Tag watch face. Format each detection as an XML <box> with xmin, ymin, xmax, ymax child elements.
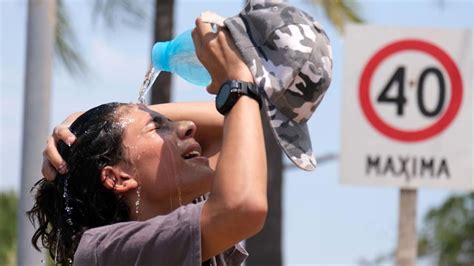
<box><xmin>216</xmin><ymin>84</ymin><xmax>231</xmax><ymax>108</ymax></box>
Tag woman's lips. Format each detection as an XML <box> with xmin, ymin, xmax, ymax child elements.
<box><xmin>188</xmin><ymin>155</ymin><xmax>209</xmax><ymax>165</ymax></box>
<box><xmin>181</xmin><ymin>142</ymin><xmax>202</xmax><ymax>159</ymax></box>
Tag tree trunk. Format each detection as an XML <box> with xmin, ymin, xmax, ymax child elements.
<box><xmin>245</xmin><ymin>110</ymin><xmax>283</xmax><ymax>265</ymax></box>
<box><xmin>150</xmin><ymin>0</ymin><xmax>174</xmax><ymax>104</ymax></box>
<box><xmin>17</xmin><ymin>0</ymin><xmax>56</xmax><ymax>264</ymax></box>
<box><xmin>241</xmin><ymin>0</ymin><xmax>283</xmax><ymax>262</ymax></box>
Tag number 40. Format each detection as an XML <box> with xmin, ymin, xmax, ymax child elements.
<box><xmin>377</xmin><ymin>66</ymin><xmax>446</xmax><ymax>117</ymax></box>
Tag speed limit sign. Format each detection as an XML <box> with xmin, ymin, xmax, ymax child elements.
<box><xmin>340</xmin><ymin>25</ymin><xmax>473</xmax><ymax>191</ymax></box>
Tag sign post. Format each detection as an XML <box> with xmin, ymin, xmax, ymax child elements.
<box><xmin>396</xmin><ymin>189</ymin><xmax>417</xmax><ymax>266</ymax></box>
<box><xmin>341</xmin><ymin>25</ymin><xmax>473</xmax><ymax>266</ymax></box>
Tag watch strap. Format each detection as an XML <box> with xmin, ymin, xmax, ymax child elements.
<box><xmin>215</xmin><ymin>80</ymin><xmax>261</xmax><ymax>115</ymax></box>
<box><xmin>236</xmin><ymin>81</ymin><xmax>261</xmax><ymax>108</ymax></box>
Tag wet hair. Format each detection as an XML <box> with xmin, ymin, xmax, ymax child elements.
<box><xmin>28</xmin><ymin>102</ymin><xmax>131</xmax><ymax>264</ymax></box>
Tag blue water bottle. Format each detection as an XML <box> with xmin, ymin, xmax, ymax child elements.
<box><xmin>152</xmin><ymin>30</ymin><xmax>211</xmax><ymax>86</ymax></box>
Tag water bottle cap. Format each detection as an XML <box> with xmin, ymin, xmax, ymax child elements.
<box><xmin>152</xmin><ymin>41</ymin><xmax>171</xmax><ymax>71</ymax></box>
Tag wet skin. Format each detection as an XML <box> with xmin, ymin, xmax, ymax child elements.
<box><xmin>115</xmin><ymin>104</ymin><xmax>214</xmax><ymax>216</ymax></box>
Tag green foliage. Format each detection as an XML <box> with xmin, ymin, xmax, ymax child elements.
<box><xmin>92</xmin><ymin>0</ymin><xmax>148</xmax><ymax>29</ymax></box>
<box><xmin>55</xmin><ymin>0</ymin><xmax>87</xmax><ymax>76</ymax></box>
<box><xmin>418</xmin><ymin>193</ymin><xmax>474</xmax><ymax>266</ymax></box>
<box><xmin>308</xmin><ymin>0</ymin><xmax>364</xmax><ymax>32</ymax></box>
<box><xmin>0</xmin><ymin>191</ymin><xmax>17</xmax><ymax>266</ymax></box>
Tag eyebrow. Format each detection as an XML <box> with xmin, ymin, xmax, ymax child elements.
<box><xmin>146</xmin><ymin>116</ymin><xmax>163</xmax><ymax>125</ymax></box>
<box><xmin>145</xmin><ymin>114</ymin><xmax>173</xmax><ymax>126</ymax></box>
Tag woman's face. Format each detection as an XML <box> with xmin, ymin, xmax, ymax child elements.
<box><xmin>117</xmin><ymin>104</ymin><xmax>213</xmax><ymax>210</ymax></box>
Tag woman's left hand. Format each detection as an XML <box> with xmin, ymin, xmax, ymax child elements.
<box><xmin>42</xmin><ymin>112</ymin><xmax>81</xmax><ymax>181</ymax></box>
<box><xmin>191</xmin><ymin>17</ymin><xmax>253</xmax><ymax>94</ymax></box>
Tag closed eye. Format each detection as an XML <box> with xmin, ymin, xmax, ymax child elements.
<box><xmin>144</xmin><ymin>121</ymin><xmax>161</xmax><ymax>133</ymax></box>
<box><xmin>144</xmin><ymin>114</ymin><xmax>171</xmax><ymax>133</ymax></box>
<box><xmin>150</xmin><ymin>121</ymin><xmax>161</xmax><ymax>131</ymax></box>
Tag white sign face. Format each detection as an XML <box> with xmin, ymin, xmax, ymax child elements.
<box><xmin>340</xmin><ymin>25</ymin><xmax>473</xmax><ymax>191</ymax></box>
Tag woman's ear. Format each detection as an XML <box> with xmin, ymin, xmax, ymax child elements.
<box><xmin>101</xmin><ymin>166</ymin><xmax>138</xmax><ymax>193</ymax></box>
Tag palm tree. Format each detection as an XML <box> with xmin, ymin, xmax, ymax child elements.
<box><xmin>18</xmin><ymin>1</ymin><xmax>56</xmax><ymax>264</ymax></box>
<box><xmin>16</xmin><ymin>1</ymin><xmax>148</xmax><ymax>264</ymax></box>
<box><xmin>150</xmin><ymin>0</ymin><xmax>174</xmax><ymax>104</ymax></box>
<box><xmin>245</xmin><ymin>116</ymin><xmax>284</xmax><ymax>265</ymax></box>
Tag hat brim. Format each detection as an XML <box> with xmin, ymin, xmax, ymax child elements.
<box><xmin>224</xmin><ymin>7</ymin><xmax>319</xmax><ymax>171</ymax></box>
<box><xmin>262</xmin><ymin>95</ymin><xmax>317</xmax><ymax>171</ymax></box>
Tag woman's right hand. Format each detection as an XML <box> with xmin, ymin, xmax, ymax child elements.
<box><xmin>42</xmin><ymin>112</ymin><xmax>82</xmax><ymax>181</ymax></box>
<box><xmin>191</xmin><ymin>17</ymin><xmax>253</xmax><ymax>95</ymax></box>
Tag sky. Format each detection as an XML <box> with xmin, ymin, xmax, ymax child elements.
<box><xmin>1</xmin><ymin>0</ymin><xmax>473</xmax><ymax>265</ymax></box>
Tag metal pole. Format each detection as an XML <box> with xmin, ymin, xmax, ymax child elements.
<box><xmin>396</xmin><ymin>189</ymin><xmax>418</xmax><ymax>266</ymax></box>
<box><xmin>17</xmin><ymin>0</ymin><xmax>56</xmax><ymax>264</ymax></box>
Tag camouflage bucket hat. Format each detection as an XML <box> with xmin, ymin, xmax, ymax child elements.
<box><xmin>223</xmin><ymin>0</ymin><xmax>333</xmax><ymax>171</ymax></box>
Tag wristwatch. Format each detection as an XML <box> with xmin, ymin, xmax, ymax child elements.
<box><xmin>215</xmin><ymin>80</ymin><xmax>261</xmax><ymax>115</ymax></box>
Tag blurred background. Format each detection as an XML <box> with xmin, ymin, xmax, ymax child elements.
<box><xmin>1</xmin><ymin>0</ymin><xmax>473</xmax><ymax>265</ymax></box>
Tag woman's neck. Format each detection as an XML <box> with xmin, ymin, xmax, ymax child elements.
<box><xmin>129</xmin><ymin>193</ymin><xmax>208</xmax><ymax>221</ymax></box>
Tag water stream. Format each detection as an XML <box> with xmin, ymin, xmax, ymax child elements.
<box><xmin>138</xmin><ymin>67</ymin><xmax>161</xmax><ymax>104</ymax></box>
<box><xmin>136</xmin><ymin>66</ymin><xmax>208</xmax><ymax>210</ymax></box>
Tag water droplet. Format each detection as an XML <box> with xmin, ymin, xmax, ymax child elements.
<box><xmin>68</xmin><ymin>258</ymin><xmax>73</xmax><ymax>264</ymax></box>
<box><xmin>40</xmin><ymin>259</ymin><xmax>44</xmax><ymax>264</ymax></box>
<box><xmin>272</xmin><ymin>6</ymin><xmax>278</xmax><ymax>12</ymax></box>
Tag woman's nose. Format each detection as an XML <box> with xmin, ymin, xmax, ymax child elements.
<box><xmin>176</xmin><ymin>120</ymin><xmax>197</xmax><ymax>139</ymax></box>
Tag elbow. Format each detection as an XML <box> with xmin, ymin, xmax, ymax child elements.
<box><xmin>232</xmin><ymin>195</ymin><xmax>268</xmax><ymax>238</ymax></box>
<box><xmin>247</xmin><ymin>199</ymin><xmax>268</xmax><ymax>235</ymax></box>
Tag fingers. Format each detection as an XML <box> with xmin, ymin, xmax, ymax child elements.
<box><xmin>195</xmin><ymin>17</ymin><xmax>214</xmax><ymax>39</ymax></box>
<box><xmin>192</xmin><ymin>16</ymin><xmax>252</xmax><ymax>94</ymax></box>
<box><xmin>53</xmin><ymin>124</ymin><xmax>76</xmax><ymax>145</ymax></box>
<box><xmin>43</xmin><ymin>136</ymin><xmax>68</xmax><ymax>175</ymax></box>
<box><xmin>43</xmin><ymin>123</ymin><xmax>75</xmax><ymax>180</ymax></box>
<box><xmin>193</xmin><ymin>17</ymin><xmax>224</xmax><ymax>53</ymax></box>
<box><xmin>191</xmin><ymin>28</ymin><xmax>202</xmax><ymax>56</ymax></box>
<box><xmin>206</xmin><ymin>83</ymin><xmax>219</xmax><ymax>95</ymax></box>
<box><xmin>40</xmin><ymin>112</ymin><xmax>81</xmax><ymax>181</ymax></box>
<box><xmin>41</xmin><ymin>156</ymin><xmax>58</xmax><ymax>182</ymax></box>
<box><xmin>50</xmin><ymin>124</ymin><xmax>75</xmax><ymax>173</ymax></box>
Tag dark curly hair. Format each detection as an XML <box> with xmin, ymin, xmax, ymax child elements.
<box><xmin>28</xmin><ymin>102</ymin><xmax>131</xmax><ymax>264</ymax></box>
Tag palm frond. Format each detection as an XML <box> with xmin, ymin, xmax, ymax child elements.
<box><xmin>54</xmin><ymin>0</ymin><xmax>148</xmax><ymax>78</ymax></box>
<box><xmin>309</xmin><ymin>0</ymin><xmax>363</xmax><ymax>33</ymax></box>
<box><xmin>92</xmin><ymin>0</ymin><xmax>148</xmax><ymax>29</ymax></box>
<box><xmin>337</xmin><ymin>0</ymin><xmax>363</xmax><ymax>23</ymax></box>
<box><xmin>55</xmin><ymin>0</ymin><xmax>87</xmax><ymax>76</ymax></box>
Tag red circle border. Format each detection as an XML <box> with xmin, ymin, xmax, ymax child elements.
<box><xmin>359</xmin><ymin>39</ymin><xmax>463</xmax><ymax>142</ymax></box>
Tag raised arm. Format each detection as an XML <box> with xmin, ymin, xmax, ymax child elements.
<box><xmin>42</xmin><ymin>102</ymin><xmax>223</xmax><ymax>180</ymax></box>
<box><xmin>191</xmin><ymin>18</ymin><xmax>267</xmax><ymax>261</ymax></box>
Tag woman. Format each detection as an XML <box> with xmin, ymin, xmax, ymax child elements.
<box><xmin>30</xmin><ymin>18</ymin><xmax>267</xmax><ymax>265</ymax></box>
